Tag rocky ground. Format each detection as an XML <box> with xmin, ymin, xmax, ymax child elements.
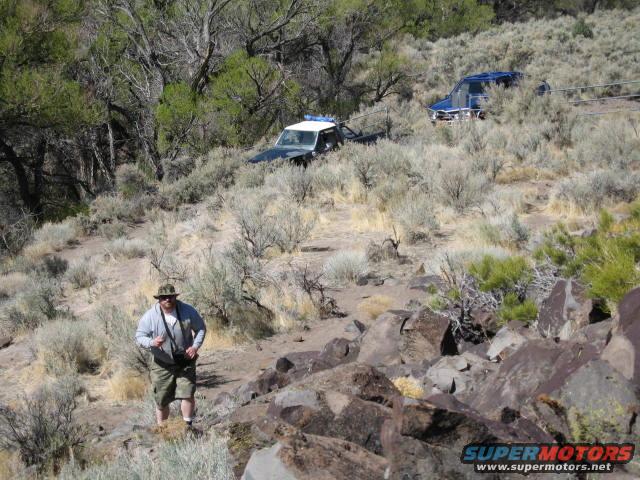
<box><xmin>210</xmin><ymin>277</ymin><xmax>639</xmax><ymax>478</ymax></box>
<box><xmin>2</xmin><ymin>189</ymin><xmax>639</xmax><ymax>478</ymax></box>
<box><xmin>2</xmin><ymin>274</ymin><xmax>636</xmax><ymax>479</ymax></box>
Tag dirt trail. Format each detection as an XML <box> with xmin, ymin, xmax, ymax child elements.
<box><xmin>0</xmin><ymin>179</ymin><xmax>563</xmax><ymax>438</ymax></box>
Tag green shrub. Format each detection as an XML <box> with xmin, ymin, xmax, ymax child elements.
<box><xmin>437</xmin><ymin>159</ymin><xmax>488</xmax><ymax>212</ymax></box>
<box><xmin>533</xmin><ymin>223</ymin><xmax>579</xmax><ymax>272</ymax></box>
<box><xmin>115</xmin><ymin>164</ymin><xmax>154</xmax><ymax>199</ymax></box>
<box><xmin>29</xmin><ymin>219</ymin><xmax>81</xmax><ymax>252</ymax></box>
<box><xmin>580</xmin><ymin>236</ymin><xmax>640</xmax><ymax>307</ymax></box>
<box><xmin>572</xmin><ymin>17</ymin><xmax>594</xmax><ymax>38</ymax></box>
<box><xmin>65</xmin><ymin>259</ymin><xmax>97</xmax><ymax>289</ymax></box>
<box><xmin>0</xmin><ymin>375</ymin><xmax>85</xmax><ymax>473</ymax></box>
<box><xmin>498</xmin><ymin>293</ymin><xmax>538</xmax><ymax>325</ymax></box>
<box><xmin>97</xmin><ymin>305</ymin><xmax>149</xmax><ymax>374</ymax></box>
<box><xmin>90</xmin><ymin>195</ymin><xmax>144</xmax><ymax>225</ymax></box>
<box><xmin>391</xmin><ymin>194</ymin><xmax>439</xmax><ymax>243</ymax></box>
<box><xmin>38</xmin><ymin>255</ymin><xmax>69</xmax><ymax>278</ymax></box>
<box><xmin>273</xmin><ymin>204</ymin><xmax>315</xmax><ymax>253</ymax></box>
<box><xmin>34</xmin><ymin>318</ymin><xmax>105</xmax><ymax>375</ymax></box>
<box><xmin>323</xmin><ymin>250</ymin><xmax>369</xmax><ymax>286</ymax></box>
<box><xmin>59</xmin><ymin>431</ymin><xmax>233</xmax><ymax>479</ymax></box>
<box><xmin>266</xmin><ymin>165</ymin><xmax>314</xmax><ymax>204</ymax></box>
<box><xmin>469</xmin><ymin>255</ymin><xmax>532</xmax><ymax>293</ymax></box>
<box><xmin>104</xmin><ymin>238</ymin><xmax>148</xmax><ymax>260</ymax></box>
<box><xmin>0</xmin><ymin>276</ymin><xmax>64</xmax><ymax>334</ymax></box>
<box><xmin>535</xmin><ymin>211</ymin><xmax>640</xmax><ymax>311</ymax></box>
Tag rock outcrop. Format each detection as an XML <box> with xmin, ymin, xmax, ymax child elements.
<box><xmin>227</xmin><ymin>281</ymin><xmax>640</xmax><ymax>479</ymax></box>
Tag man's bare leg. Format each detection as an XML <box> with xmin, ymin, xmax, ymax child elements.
<box><xmin>156</xmin><ymin>405</ymin><xmax>170</xmax><ymax>425</ymax></box>
<box><xmin>181</xmin><ymin>397</ymin><xmax>195</xmax><ymax>424</ymax></box>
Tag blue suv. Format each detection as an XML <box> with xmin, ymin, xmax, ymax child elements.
<box><xmin>427</xmin><ymin>71</ymin><xmax>550</xmax><ymax>122</ymax></box>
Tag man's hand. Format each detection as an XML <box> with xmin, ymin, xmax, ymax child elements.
<box><xmin>151</xmin><ymin>335</ymin><xmax>165</xmax><ymax>348</ymax></box>
<box><xmin>186</xmin><ymin>346</ymin><xmax>199</xmax><ymax>359</ymax></box>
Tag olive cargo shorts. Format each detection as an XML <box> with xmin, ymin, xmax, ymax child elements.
<box><xmin>149</xmin><ymin>357</ymin><xmax>197</xmax><ymax>407</ymax></box>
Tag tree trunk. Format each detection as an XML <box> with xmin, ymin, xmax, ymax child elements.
<box><xmin>0</xmin><ymin>137</ymin><xmax>43</xmax><ymax>217</ymax></box>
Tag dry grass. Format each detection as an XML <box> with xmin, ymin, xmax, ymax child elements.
<box><xmin>323</xmin><ymin>250</ymin><xmax>369</xmax><ymax>286</ymax></box>
<box><xmin>152</xmin><ymin>417</ymin><xmax>188</xmax><ymax>441</ymax></box>
<box><xmin>0</xmin><ymin>272</ymin><xmax>29</xmax><ymax>299</ymax></box>
<box><xmin>202</xmin><ymin>328</ymin><xmax>236</xmax><ymax>350</ymax></box>
<box><xmin>544</xmin><ymin>197</ymin><xmax>591</xmax><ymax>219</ymax></box>
<box><xmin>0</xmin><ymin>449</ymin><xmax>23</xmax><ymax>480</ymax></box>
<box><xmin>329</xmin><ymin>179</ymin><xmax>368</xmax><ymax>205</ymax></box>
<box><xmin>495</xmin><ymin>165</ymin><xmax>543</xmax><ymax>184</ymax></box>
<box><xmin>357</xmin><ymin>295</ymin><xmax>394</xmax><ymax>320</ymax></box>
<box><xmin>260</xmin><ymin>285</ymin><xmax>318</xmax><ymax>331</ymax></box>
<box><xmin>392</xmin><ymin>376</ymin><xmax>424</xmax><ymax>399</ymax></box>
<box><xmin>104</xmin><ymin>238</ymin><xmax>148</xmax><ymax>260</ymax></box>
<box><xmin>135</xmin><ymin>277</ymin><xmax>160</xmax><ymax>303</ymax></box>
<box><xmin>23</xmin><ymin>219</ymin><xmax>81</xmax><ymax>260</ymax></box>
<box><xmin>350</xmin><ymin>206</ymin><xmax>391</xmax><ymax>233</ymax></box>
<box><xmin>34</xmin><ymin>318</ymin><xmax>107</xmax><ymax>375</ymax></box>
<box><xmin>106</xmin><ymin>370</ymin><xmax>148</xmax><ymax>402</ymax></box>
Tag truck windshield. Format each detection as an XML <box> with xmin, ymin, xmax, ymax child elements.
<box><xmin>276</xmin><ymin>129</ymin><xmax>317</xmax><ymax>150</ymax></box>
<box><xmin>452</xmin><ymin>81</ymin><xmax>489</xmax><ymax>96</ymax></box>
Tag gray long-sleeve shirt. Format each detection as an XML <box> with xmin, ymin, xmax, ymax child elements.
<box><xmin>135</xmin><ymin>301</ymin><xmax>206</xmax><ymax>364</ymax></box>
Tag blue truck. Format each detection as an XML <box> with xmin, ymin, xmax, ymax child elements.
<box><xmin>427</xmin><ymin>71</ymin><xmax>550</xmax><ymax>122</ymax></box>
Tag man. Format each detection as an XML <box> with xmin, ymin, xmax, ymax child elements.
<box><xmin>135</xmin><ymin>284</ymin><xmax>206</xmax><ymax>426</ymax></box>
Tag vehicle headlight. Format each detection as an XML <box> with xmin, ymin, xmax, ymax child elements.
<box><xmin>430</xmin><ymin>111</ymin><xmax>437</xmax><ymax>121</ymax></box>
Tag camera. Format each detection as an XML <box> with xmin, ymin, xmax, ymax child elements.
<box><xmin>173</xmin><ymin>350</ymin><xmax>190</xmax><ymax>367</ymax></box>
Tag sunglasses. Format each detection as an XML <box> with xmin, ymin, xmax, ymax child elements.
<box><xmin>158</xmin><ymin>295</ymin><xmax>176</xmax><ymax>301</ymax></box>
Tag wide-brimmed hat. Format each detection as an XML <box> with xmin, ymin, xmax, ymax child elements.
<box><xmin>153</xmin><ymin>284</ymin><xmax>180</xmax><ymax>299</ymax></box>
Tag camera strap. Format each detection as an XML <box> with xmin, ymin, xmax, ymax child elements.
<box><xmin>159</xmin><ymin>303</ymin><xmax>186</xmax><ymax>355</ymax></box>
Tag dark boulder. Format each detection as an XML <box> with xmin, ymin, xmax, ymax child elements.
<box><xmin>266</xmin><ymin>387</ymin><xmax>391</xmax><ymax>454</ymax></box>
<box><xmin>616</xmin><ymin>287</ymin><xmax>640</xmax><ymax>386</ymax></box>
<box><xmin>462</xmin><ymin>339</ymin><xmax>599</xmax><ymax>418</ymax></box>
<box><xmin>538</xmin><ymin>279</ymin><xmax>602</xmax><ymax>339</ymax></box>
<box><xmin>469</xmin><ymin>308</ymin><xmax>500</xmax><ymax>336</ymax></box>
<box><xmin>236</xmin><ymin>369</ymin><xmax>291</xmax><ymax>404</ymax></box>
<box><xmin>344</xmin><ymin>319</ymin><xmax>366</xmax><ymax>334</ymax></box>
<box><xmin>408</xmin><ymin>275</ymin><xmax>445</xmax><ymax>292</ymax></box>
<box><xmin>291</xmin><ymin>363</ymin><xmax>400</xmax><ymax>407</ymax></box>
<box><xmin>357</xmin><ymin>308</ymin><xmax>457</xmax><ymax>367</ymax></box>
<box><xmin>539</xmin><ymin>360</ymin><xmax>639</xmax><ymax>444</ymax></box>
<box><xmin>275</xmin><ymin>357</ymin><xmax>295</xmax><ymax>373</ymax></box>
<box><xmin>381</xmin><ymin>395</ymin><xmax>551</xmax><ymax>480</ymax></box>
<box><xmin>486</xmin><ymin>321</ymin><xmax>538</xmax><ymax>361</ymax></box>
<box><xmin>242</xmin><ymin>432</ymin><xmax>388</xmax><ymax>480</ymax></box>
<box><xmin>318</xmin><ymin>337</ymin><xmax>360</xmax><ymax>367</ymax></box>
<box><xmin>357</xmin><ymin>310</ymin><xmax>412</xmax><ymax>366</ymax></box>
<box><xmin>0</xmin><ymin>336</ymin><xmax>12</xmax><ymax>349</ymax></box>
<box><xmin>401</xmin><ymin>308</ymin><xmax>458</xmax><ymax>362</ymax></box>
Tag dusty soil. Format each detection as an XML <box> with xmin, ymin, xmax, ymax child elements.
<box><xmin>0</xmin><ymin>178</ymin><xmax>579</xmax><ymax>443</ymax></box>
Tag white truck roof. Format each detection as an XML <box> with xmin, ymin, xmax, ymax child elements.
<box><xmin>284</xmin><ymin>120</ymin><xmax>336</xmax><ymax>132</ymax></box>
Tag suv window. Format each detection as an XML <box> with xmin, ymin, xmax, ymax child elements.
<box><xmin>468</xmin><ymin>82</ymin><xmax>486</xmax><ymax>95</ymax></box>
